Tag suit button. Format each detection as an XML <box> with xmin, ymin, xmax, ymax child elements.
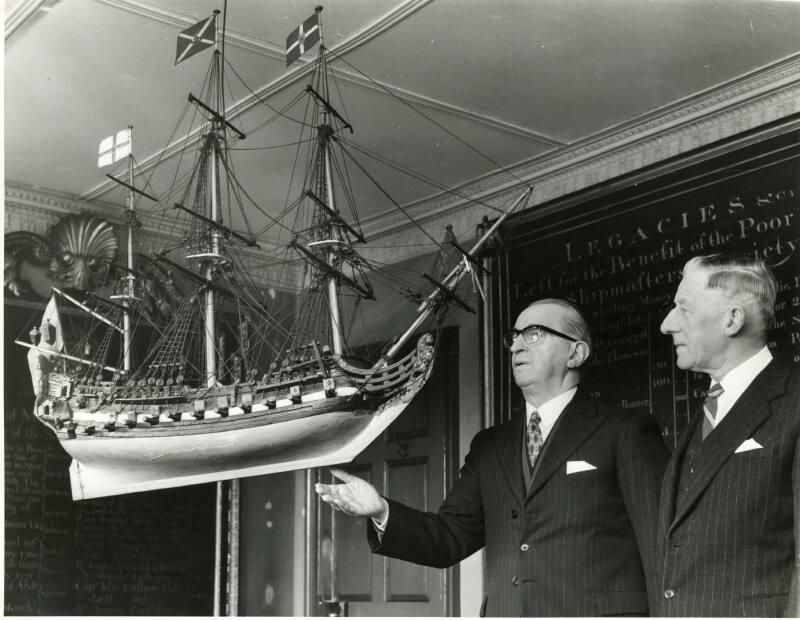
<box><xmin>512</xmin><ymin>576</ymin><xmax>520</xmax><ymax>587</ymax></box>
<box><xmin>520</xmin><ymin>543</ymin><xmax>529</xmax><ymax>552</ymax></box>
<box><xmin>510</xmin><ymin>510</ymin><xmax>518</xmax><ymax>519</ymax></box>
<box><xmin>664</xmin><ymin>589</ymin><xmax>675</xmax><ymax>599</ymax></box>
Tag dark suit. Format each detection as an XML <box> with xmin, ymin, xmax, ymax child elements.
<box><xmin>368</xmin><ymin>389</ymin><xmax>669</xmax><ymax>616</ymax></box>
<box><xmin>655</xmin><ymin>360</ymin><xmax>800</xmax><ymax>617</ymax></box>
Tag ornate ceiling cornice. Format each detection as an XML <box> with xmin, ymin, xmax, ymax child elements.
<box><xmin>80</xmin><ymin>0</ymin><xmax>559</xmax><ymax>202</ymax></box>
<box><xmin>4</xmin><ymin>0</ymin><xmax>49</xmax><ymax>39</ymax></box>
<box><xmin>357</xmin><ymin>55</ymin><xmax>800</xmax><ymax>264</ymax></box>
<box><xmin>7</xmin><ymin>56</ymin><xmax>800</xmax><ymax>268</ymax></box>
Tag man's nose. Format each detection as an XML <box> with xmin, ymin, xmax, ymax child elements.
<box><xmin>509</xmin><ymin>334</ymin><xmax>526</xmax><ymax>353</ymax></box>
<box><xmin>660</xmin><ymin>308</ymin><xmax>676</xmax><ymax>334</ymax></box>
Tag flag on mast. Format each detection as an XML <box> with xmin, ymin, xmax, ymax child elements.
<box><xmin>98</xmin><ymin>128</ymin><xmax>132</xmax><ymax>168</ymax></box>
<box><xmin>286</xmin><ymin>12</ymin><xmax>320</xmax><ymax>67</ymax></box>
<box><xmin>175</xmin><ymin>15</ymin><xmax>216</xmax><ymax>65</ymax></box>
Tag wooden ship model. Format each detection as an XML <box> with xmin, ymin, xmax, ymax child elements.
<box><xmin>15</xmin><ymin>7</ymin><xmax>528</xmax><ymax>500</ymax></box>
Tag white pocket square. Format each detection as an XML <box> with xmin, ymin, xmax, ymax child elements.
<box><xmin>734</xmin><ymin>438</ymin><xmax>763</xmax><ymax>453</ymax></box>
<box><xmin>566</xmin><ymin>460</ymin><xmax>597</xmax><ymax>474</ymax></box>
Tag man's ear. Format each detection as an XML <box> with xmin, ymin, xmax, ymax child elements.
<box><xmin>723</xmin><ymin>306</ymin><xmax>746</xmax><ymax>336</ymax></box>
<box><xmin>566</xmin><ymin>341</ymin><xmax>590</xmax><ymax>368</ymax></box>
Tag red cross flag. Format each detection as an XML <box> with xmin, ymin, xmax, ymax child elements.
<box><xmin>286</xmin><ymin>12</ymin><xmax>320</xmax><ymax>67</ymax></box>
<box><xmin>175</xmin><ymin>15</ymin><xmax>216</xmax><ymax>65</ymax></box>
<box><xmin>98</xmin><ymin>128</ymin><xmax>132</xmax><ymax>168</ymax></box>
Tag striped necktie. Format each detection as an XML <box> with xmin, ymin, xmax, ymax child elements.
<box><xmin>527</xmin><ymin>411</ymin><xmax>544</xmax><ymax>470</ymax></box>
<box><xmin>701</xmin><ymin>382</ymin><xmax>724</xmax><ymax>440</ymax></box>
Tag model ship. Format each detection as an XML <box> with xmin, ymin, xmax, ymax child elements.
<box><xmin>16</xmin><ymin>7</ymin><xmax>529</xmax><ymax>500</ymax></box>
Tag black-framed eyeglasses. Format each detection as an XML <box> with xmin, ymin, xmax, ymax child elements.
<box><xmin>502</xmin><ymin>323</ymin><xmax>579</xmax><ymax>348</ymax></box>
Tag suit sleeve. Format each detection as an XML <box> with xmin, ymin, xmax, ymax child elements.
<box><xmin>366</xmin><ymin>432</ymin><xmax>487</xmax><ymax>568</ymax></box>
<box><xmin>616</xmin><ymin>412</ymin><xmax>670</xmax><ymax>607</ymax></box>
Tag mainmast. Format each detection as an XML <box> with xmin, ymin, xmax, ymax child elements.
<box><xmin>177</xmin><ymin>6</ymin><xmax>247</xmax><ymax>388</ymax></box>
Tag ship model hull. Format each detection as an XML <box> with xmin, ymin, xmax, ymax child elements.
<box><xmin>31</xmin><ymin>334</ymin><xmax>436</xmax><ymax>500</ymax></box>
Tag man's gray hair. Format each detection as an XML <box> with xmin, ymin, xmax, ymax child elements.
<box><xmin>685</xmin><ymin>254</ymin><xmax>777</xmax><ymax>329</ymax></box>
<box><xmin>527</xmin><ymin>298</ymin><xmax>593</xmax><ymax>352</ymax></box>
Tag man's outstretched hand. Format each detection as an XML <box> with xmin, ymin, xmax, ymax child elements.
<box><xmin>315</xmin><ymin>468</ymin><xmax>389</xmax><ymax>521</ymax></box>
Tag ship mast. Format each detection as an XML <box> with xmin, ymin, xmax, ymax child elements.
<box><xmin>107</xmin><ymin>126</ymin><xmax>139</xmax><ymax>374</ymax></box>
<box><xmin>204</xmin><ymin>9</ymin><xmax>223</xmax><ymax>388</ymax></box>
<box><xmin>179</xmin><ymin>7</ymin><xmax>247</xmax><ymax>388</ymax></box>
<box><xmin>380</xmin><ymin>186</ymin><xmax>532</xmax><ymax>363</ymax></box>
<box><xmin>322</xmin><ymin>134</ymin><xmax>345</xmax><ymax>355</ymax></box>
<box><xmin>316</xmin><ymin>9</ymin><xmax>345</xmax><ymax>355</ymax></box>
<box><xmin>123</xmin><ymin>128</ymin><xmax>135</xmax><ymax>372</ymax></box>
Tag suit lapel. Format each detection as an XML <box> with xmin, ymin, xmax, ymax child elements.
<box><xmin>526</xmin><ymin>390</ymin><xmax>604</xmax><ymax>499</ymax></box>
<box><xmin>669</xmin><ymin>361</ymin><xmax>789</xmax><ymax>531</ymax></box>
<box><xmin>493</xmin><ymin>414</ymin><xmax>526</xmax><ymax>506</ymax></box>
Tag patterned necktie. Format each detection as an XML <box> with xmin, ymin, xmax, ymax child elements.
<box><xmin>527</xmin><ymin>411</ymin><xmax>544</xmax><ymax>470</ymax></box>
<box><xmin>701</xmin><ymin>382</ymin><xmax>724</xmax><ymax>440</ymax></box>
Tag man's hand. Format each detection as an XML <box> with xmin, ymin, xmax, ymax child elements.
<box><xmin>315</xmin><ymin>468</ymin><xmax>388</xmax><ymax>521</ymax></box>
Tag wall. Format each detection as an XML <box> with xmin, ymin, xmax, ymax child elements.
<box><xmin>4</xmin><ymin>301</ymin><xmax>217</xmax><ymax>616</ymax></box>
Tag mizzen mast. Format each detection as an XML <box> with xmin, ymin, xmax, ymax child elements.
<box><xmin>118</xmin><ymin>127</ymin><xmax>137</xmax><ymax>372</ymax></box>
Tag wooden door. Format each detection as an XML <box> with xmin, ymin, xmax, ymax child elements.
<box><xmin>316</xmin><ymin>328</ymin><xmax>459</xmax><ymax>616</ymax></box>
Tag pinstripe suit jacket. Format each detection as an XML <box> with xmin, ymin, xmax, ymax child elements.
<box><xmin>655</xmin><ymin>360</ymin><xmax>800</xmax><ymax>617</ymax></box>
<box><xmin>368</xmin><ymin>388</ymin><xmax>669</xmax><ymax>617</ymax></box>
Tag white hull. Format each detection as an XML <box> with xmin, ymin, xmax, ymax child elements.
<box><xmin>67</xmin><ymin>375</ymin><xmax>427</xmax><ymax>500</ymax></box>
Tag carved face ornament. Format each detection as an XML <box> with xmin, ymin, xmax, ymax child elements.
<box><xmin>48</xmin><ymin>215</ymin><xmax>118</xmax><ymax>290</ymax></box>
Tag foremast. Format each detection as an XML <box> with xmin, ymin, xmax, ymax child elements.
<box><xmin>322</xmin><ymin>124</ymin><xmax>344</xmax><ymax>354</ymax></box>
<box><xmin>293</xmin><ymin>12</ymin><xmax>531</xmax><ymax>368</ymax></box>
<box><xmin>292</xmin><ymin>9</ymin><xmax>373</xmax><ymax>359</ymax></box>
<box><xmin>204</xmin><ymin>107</ymin><xmax>222</xmax><ymax>388</ymax></box>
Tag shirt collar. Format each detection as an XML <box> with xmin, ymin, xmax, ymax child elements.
<box><xmin>711</xmin><ymin>346</ymin><xmax>772</xmax><ymax>425</ymax></box>
<box><xmin>525</xmin><ymin>386</ymin><xmax>578</xmax><ymax>435</ymax></box>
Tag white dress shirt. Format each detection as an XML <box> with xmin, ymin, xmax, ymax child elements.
<box><xmin>707</xmin><ymin>345</ymin><xmax>773</xmax><ymax>430</ymax></box>
<box><xmin>375</xmin><ymin>386</ymin><xmax>580</xmax><ymax>533</ymax></box>
<box><xmin>525</xmin><ymin>386</ymin><xmax>578</xmax><ymax>441</ymax></box>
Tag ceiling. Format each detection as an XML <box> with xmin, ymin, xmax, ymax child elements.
<box><xmin>6</xmin><ymin>0</ymin><xmax>800</xmax><ymax>251</ymax></box>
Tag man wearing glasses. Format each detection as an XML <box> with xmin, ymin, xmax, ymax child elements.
<box><xmin>316</xmin><ymin>298</ymin><xmax>668</xmax><ymax>616</ymax></box>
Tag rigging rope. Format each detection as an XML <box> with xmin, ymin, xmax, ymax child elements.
<box><xmin>325</xmin><ymin>47</ymin><xmax>533</xmax><ymax>191</ymax></box>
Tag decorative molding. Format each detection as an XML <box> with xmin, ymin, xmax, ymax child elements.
<box><xmin>357</xmin><ymin>59</ymin><xmax>800</xmax><ymax>264</ymax></box>
<box><xmin>80</xmin><ymin>0</ymin><xmax>436</xmax><ymax>202</ymax></box>
<box><xmin>4</xmin><ymin>0</ymin><xmax>50</xmax><ymax>39</ymax></box>
<box><xmin>93</xmin><ymin>0</ymin><xmax>433</xmax><ymax>65</ymax></box>
<box><xmin>8</xmin><ymin>57</ymin><xmax>800</xmax><ymax>270</ymax></box>
<box><xmin>81</xmin><ymin>4</ymin><xmax>800</xmax><ymax>203</ymax></box>
<box><xmin>4</xmin><ymin>184</ymin><xmax>299</xmax><ymax>291</ymax></box>
<box><xmin>92</xmin><ymin>0</ymin><xmax>283</xmax><ymax>57</ymax></box>
<box><xmin>81</xmin><ymin>0</ymin><xmax>559</xmax><ymax>202</ymax></box>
